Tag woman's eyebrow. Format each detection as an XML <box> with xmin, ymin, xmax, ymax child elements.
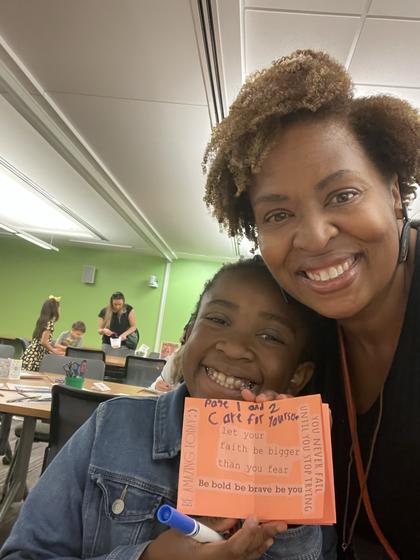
<box><xmin>314</xmin><ymin>169</ymin><xmax>353</xmax><ymax>192</ymax></box>
<box><xmin>252</xmin><ymin>168</ymin><xmax>354</xmax><ymax>206</ymax></box>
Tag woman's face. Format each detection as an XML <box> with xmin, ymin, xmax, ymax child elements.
<box><xmin>111</xmin><ymin>298</ymin><xmax>125</xmax><ymax>312</ymax></box>
<box><xmin>249</xmin><ymin>119</ymin><xmax>401</xmax><ymax>320</ymax></box>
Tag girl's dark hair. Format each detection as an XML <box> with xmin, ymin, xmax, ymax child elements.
<box><xmin>190</xmin><ymin>256</ymin><xmax>320</xmax><ymax>362</ymax></box>
<box><xmin>203</xmin><ymin>49</ymin><xmax>420</xmax><ymax>243</ymax></box>
<box><xmin>33</xmin><ymin>299</ymin><xmax>60</xmax><ymax>339</ymax></box>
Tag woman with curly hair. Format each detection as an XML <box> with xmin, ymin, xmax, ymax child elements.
<box><xmin>204</xmin><ymin>49</ymin><xmax>420</xmax><ymax>559</ymax></box>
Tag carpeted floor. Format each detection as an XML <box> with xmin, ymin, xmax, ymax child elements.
<box><xmin>0</xmin><ymin>419</ymin><xmax>47</xmax><ymax>545</ymax></box>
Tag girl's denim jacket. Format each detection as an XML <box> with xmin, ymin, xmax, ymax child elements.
<box><xmin>0</xmin><ymin>384</ymin><xmax>333</xmax><ymax>560</ymax></box>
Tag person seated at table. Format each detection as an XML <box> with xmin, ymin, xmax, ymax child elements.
<box><xmin>0</xmin><ymin>257</ymin><xmax>331</xmax><ymax>560</ymax></box>
<box><xmin>21</xmin><ymin>296</ymin><xmax>65</xmax><ymax>372</ymax></box>
<box><xmin>98</xmin><ymin>291</ymin><xmax>138</xmax><ymax>354</ymax></box>
<box><xmin>55</xmin><ymin>320</ymin><xmax>86</xmax><ymax>350</ymax></box>
<box><xmin>150</xmin><ymin>316</ymin><xmax>195</xmax><ymax>392</ymax></box>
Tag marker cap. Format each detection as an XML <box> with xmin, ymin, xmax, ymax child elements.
<box><xmin>157</xmin><ymin>505</ymin><xmax>196</xmax><ymax>535</ymax></box>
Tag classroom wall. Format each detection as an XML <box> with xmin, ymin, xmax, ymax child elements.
<box><xmin>0</xmin><ymin>237</ymin><xmax>223</xmax><ymax>350</ymax></box>
<box><xmin>160</xmin><ymin>259</ymin><xmax>222</xmax><ymax>345</ymax></box>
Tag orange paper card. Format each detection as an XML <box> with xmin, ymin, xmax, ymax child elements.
<box><xmin>177</xmin><ymin>395</ymin><xmax>336</xmax><ymax>524</ymax></box>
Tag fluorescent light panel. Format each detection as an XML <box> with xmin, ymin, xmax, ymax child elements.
<box><xmin>0</xmin><ymin>222</ymin><xmax>17</xmax><ymax>234</ymax></box>
<box><xmin>69</xmin><ymin>239</ymin><xmax>133</xmax><ymax>249</ymax></box>
<box><xmin>0</xmin><ymin>167</ymin><xmax>93</xmax><ymax>237</ymax></box>
<box><xmin>16</xmin><ymin>231</ymin><xmax>59</xmax><ymax>251</ymax></box>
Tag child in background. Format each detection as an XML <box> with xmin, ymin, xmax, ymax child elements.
<box><xmin>22</xmin><ymin>296</ymin><xmax>64</xmax><ymax>372</ymax></box>
<box><xmin>2</xmin><ymin>258</ymin><xmax>327</xmax><ymax>559</ymax></box>
<box><xmin>56</xmin><ymin>321</ymin><xmax>86</xmax><ymax>350</ymax></box>
<box><xmin>150</xmin><ymin>317</ymin><xmax>195</xmax><ymax>392</ymax></box>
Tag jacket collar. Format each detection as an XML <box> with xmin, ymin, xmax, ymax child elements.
<box><xmin>152</xmin><ymin>383</ymin><xmax>189</xmax><ymax>459</ymax></box>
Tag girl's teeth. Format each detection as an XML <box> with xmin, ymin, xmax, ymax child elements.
<box><xmin>205</xmin><ymin>367</ymin><xmax>254</xmax><ymax>390</ymax></box>
<box><xmin>306</xmin><ymin>257</ymin><xmax>354</xmax><ymax>282</ymax></box>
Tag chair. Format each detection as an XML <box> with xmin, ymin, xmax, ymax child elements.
<box><xmin>125</xmin><ymin>356</ymin><xmax>166</xmax><ymax>387</ymax></box>
<box><xmin>42</xmin><ymin>384</ymin><xmax>115</xmax><ymax>472</ymax></box>
<box><xmin>0</xmin><ymin>344</ymin><xmax>15</xmax><ymax>359</ymax></box>
<box><xmin>66</xmin><ymin>347</ymin><xmax>105</xmax><ymax>361</ymax></box>
<box><xmin>40</xmin><ymin>355</ymin><xmax>105</xmax><ymax>380</ymax></box>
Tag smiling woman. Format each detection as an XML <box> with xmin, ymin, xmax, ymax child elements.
<box><xmin>203</xmin><ymin>49</ymin><xmax>420</xmax><ymax>559</ymax></box>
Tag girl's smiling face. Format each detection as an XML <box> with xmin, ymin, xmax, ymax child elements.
<box><xmin>249</xmin><ymin>119</ymin><xmax>402</xmax><ymax>320</ymax></box>
<box><xmin>182</xmin><ymin>269</ymin><xmax>312</xmax><ymax>400</ymax></box>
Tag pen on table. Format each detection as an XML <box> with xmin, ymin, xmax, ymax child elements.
<box><xmin>156</xmin><ymin>504</ymin><xmax>223</xmax><ymax>543</ymax></box>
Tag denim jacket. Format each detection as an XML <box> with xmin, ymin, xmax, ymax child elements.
<box><xmin>1</xmin><ymin>384</ymin><xmax>333</xmax><ymax>560</ymax></box>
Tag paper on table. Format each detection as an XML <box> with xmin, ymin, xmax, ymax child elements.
<box><xmin>8</xmin><ymin>384</ymin><xmax>51</xmax><ymax>393</ymax></box>
<box><xmin>177</xmin><ymin>395</ymin><xmax>335</xmax><ymax>524</ymax></box>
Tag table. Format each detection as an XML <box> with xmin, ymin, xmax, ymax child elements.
<box><xmin>0</xmin><ymin>374</ymin><xmax>155</xmax><ymax>523</ymax></box>
<box><xmin>105</xmin><ymin>355</ymin><xmax>126</xmax><ymax>368</ymax></box>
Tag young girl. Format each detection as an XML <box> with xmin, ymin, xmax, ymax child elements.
<box><xmin>2</xmin><ymin>259</ymin><xmax>329</xmax><ymax>560</ymax></box>
<box><xmin>21</xmin><ymin>296</ymin><xmax>64</xmax><ymax>372</ymax></box>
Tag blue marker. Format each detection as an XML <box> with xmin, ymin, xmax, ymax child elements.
<box><xmin>157</xmin><ymin>504</ymin><xmax>223</xmax><ymax>543</ymax></box>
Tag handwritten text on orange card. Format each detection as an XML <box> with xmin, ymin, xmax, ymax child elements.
<box><xmin>178</xmin><ymin>395</ymin><xmax>334</xmax><ymax>522</ymax></box>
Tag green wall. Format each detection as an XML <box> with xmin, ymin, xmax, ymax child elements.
<box><xmin>161</xmin><ymin>259</ymin><xmax>222</xmax><ymax>345</ymax></box>
<box><xmin>0</xmin><ymin>237</ymin><xmax>224</xmax><ymax>350</ymax></box>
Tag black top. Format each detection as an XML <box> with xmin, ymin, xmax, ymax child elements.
<box><xmin>313</xmin><ymin>230</ymin><xmax>420</xmax><ymax>559</ymax></box>
<box><xmin>98</xmin><ymin>304</ymin><xmax>133</xmax><ymax>346</ymax></box>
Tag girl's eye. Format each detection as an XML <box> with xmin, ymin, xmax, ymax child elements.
<box><xmin>259</xmin><ymin>332</ymin><xmax>284</xmax><ymax>344</ymax></box>
<box><xmin>329</xmin><ymin>190</ymin><xmax>358</xmax><ymax>205</ymax></box>
<box><xmin>206</xmin><ymin>316</ymin><xmax>228</xmax><ymax>326</ymax></box>
<box><xmin>264</xmin><ymin>209</ymin><xmax>291</xmax><ymax>224</ymax></box>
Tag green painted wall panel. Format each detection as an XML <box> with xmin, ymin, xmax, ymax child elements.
<box><xmin>0</xmin><ymin>238</ymin><xmax>224</xmax><ymax>351</ymax></box>
<box><xmin>160</xmin><ymin>259</ymin><xmax>223</xmax><ymax>345</ymax></box>
<box><xmin>0</xmin><ymin>237</ymin><xmax>164</xmax><ymax>349</ymax></box>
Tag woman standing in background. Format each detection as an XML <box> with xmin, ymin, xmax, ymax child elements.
<box><xmin>98</xmin><ymin>291</ymin><xmax>138</xmax><ymax>354</ymax></box>
<box><xmin>22</xmin><ymin>296</ymin><xmax>64</xmax><ymax>372</ymax></box>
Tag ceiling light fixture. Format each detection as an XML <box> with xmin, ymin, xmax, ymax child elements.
<box><xmin>16</xmin><ymin>231</ymin><xmax>59</xmax><ymax>251</ymax></box>
<box><xmin>69</xmin><ymin>239</ymin><xmax>133</xmax><ymax>249</ymax></box>
<box><xmin>0</xmin><ymin>223</ymin><xmax>17</xmax><ymax>234</ymax></box>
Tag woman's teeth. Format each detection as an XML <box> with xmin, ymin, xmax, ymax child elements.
<box><xmin>205</xmin><ymin>367</ymin><xmax>255</xmax><ymax>390</ymax></box>
<box><xmin>305</xmin><ymin>256</ymin><xmax>355</xmax><ymax>282</ymax></box>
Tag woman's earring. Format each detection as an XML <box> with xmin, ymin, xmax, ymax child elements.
<box><xmin>398</xmin><ymin>206</ymin><xmax>411</xmax><ymax>264</ymax></box>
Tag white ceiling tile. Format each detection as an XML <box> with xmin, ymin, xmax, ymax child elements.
<box><xmin>0</xmin><ymin>0</ymin><xmax>207</xmax><ymax>106</ymax></box>
<box><xmin>245</xmin><ymin>0</ymin><xmax>366</xmax><ymax>14</ymax></box>
<box><xmin>50</xmin><ymin>93</ymin><xmax>235</xmax><ymax>257</ymax></box>
<box><xmin>349</xmin><ymin>19</ymin><xmax>420</xmax><ymax>87</ymax></box>
<box><xmin>369</xmin><ymin>0</ymin><xmax>420</xmax><ymax>18</ymax></box>
<box><xmin>245</xmin><ymin>11</ymin><xmax>359</xmax><ymax>74</ymax></box>
<box><xmin>354</xmin><ymin>84</ymin><xmax>420</xmax><ymax>110</ymax></box>
<box><xmin>0</xmin><ymin>94</ymin><xmax>149</xmax><ymax>248</ymax></box>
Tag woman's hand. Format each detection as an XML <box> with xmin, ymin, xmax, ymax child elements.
<box><xmin>142</xmin><ymin>516</ymin><xmax>281</xmax><ymax>560</ymax></box>
<box><xmin>102</xmin><ymin>328</ymin><xmax>114</xmax><ymax>337</ymax></box>
<box><xmin>120</xmin><ymin>333</ymin><xmax>127</xmax><ymax>341</ymax></box>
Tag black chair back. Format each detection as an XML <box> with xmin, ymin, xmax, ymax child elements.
<box><xmin>125</xmin><ymin>355</ymin><xmax>166</xmax><ymax>387</ymax></box>
<box><xmin>66</xmin><ymin>347</ymin><xmax>105</xmax><ymax>361</ymax></box>
<box><xmin>42</xmin><ymin>384</ymin><xmax>114</xmax><ymax>472</ymax></box>
<box><xmin>0</xmin><ymin>344</ymin><xmax>15</xmax><ymax>359</ymax></box>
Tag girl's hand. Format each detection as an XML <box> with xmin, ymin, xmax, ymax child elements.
<box><xmin>142</xmin><ymin>516</ymin><xmax>281</xmax><ymax>560</ymax></box>
<box><xmin>52</xmin><ymin>347</ymin><xmax>65</xmax><ymax>356</ymax></box>
<box><xmin>155</xmin><ymin>379</ymin><xmax>173</xmax><ymax>392</ymax></box>
<box><xmin>241</xmin><ymin>388</ymin><xmax>293</xmax><ymax>403</ymax></box>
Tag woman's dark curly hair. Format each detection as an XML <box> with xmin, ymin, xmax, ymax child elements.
<box><xmin>203</xmin><ymin>49</ymin><xmax>420</xmax><ymax>243</ymax></box>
